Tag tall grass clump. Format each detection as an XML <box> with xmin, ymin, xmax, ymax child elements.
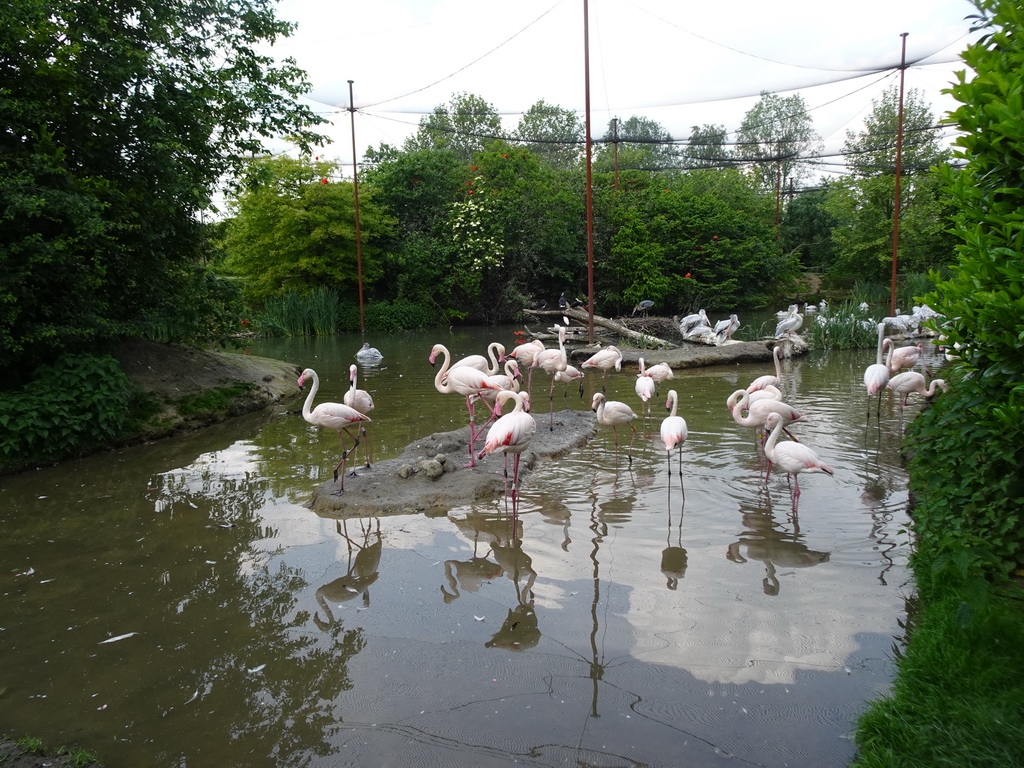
<box><xmin>803</xmin><ymin>300</ymin><xmax>877</xmax><ymax>350</ymax></box>
<box><xmin>255</xmin><ymin>288</ymin><xmax>340</xmax><ymax>337</ymax></box>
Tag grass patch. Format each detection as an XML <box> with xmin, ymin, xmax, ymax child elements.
<box><xmin>852</xmin><ymin>579</ymin><xmax>1024</xmax><ymax>767</ymax></box>
<box><xmin>174</xmin><ymin>383</ymin><xmax>256</xmax><ymax>418</ymax></box>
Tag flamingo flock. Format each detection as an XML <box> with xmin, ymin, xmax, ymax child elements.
<box><xmin>296</xmin><ymin>325</ymin><xmax>946</xmax><ymax>512</ymax></box>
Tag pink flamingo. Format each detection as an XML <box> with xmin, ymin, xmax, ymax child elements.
<box><xmin>581</xmin><ymin>345</ymin><xmax>623</xmax><ymax>391</ymax></box>
<box><xmin>727</xmin><ymin>385</ymin><xmax>781</xmax><ymax>412</ymax></box>
<box><xmin>508</xmin><ymin>339</ymin><xmax>545</xmax><ymax>395</ymax></box>
<box><xmin>763</xmin><ymin>411</ymin><xmax>833</xmax><ymax>506</ymax></box>
<box><xmin>864</xmin><ymin>323</ymin><xmax>890</xmax><ymax>420</ymax></box>
<box><xmin>429</xmin><ymin>344</ymin><xmax>503</xmax><ymax>467</ymax></box>
<box><xmin>660</xmin><ymin>389</ymin><xmax>688</xmax><ymax>479</ymax></box>
<box><xmin>886</xmin><ymin>372</ymin><xmax>948</xmax><ymax>412</ymax></box>
<box><xmin>451</xmin><ymin>342</ymin><xmax>506</xmax><ymax>375</ymax></box>
<box><xmin>645</xmin><ymin>361</ymin><xmax>674</xmax><ymax>387</ymax></box>
<box><xmin>554</xmin><ymin>364</ymin><xmax>585</xmax><ymax>398</ymax></box>
<box><xmin>477</xmin><ymin>390</ymin><xmax>537</xmax><ymax>503</ymax></box>
<box><xmin>635</xmin><ymin>358</ymin><xmax>656</xmax><ymax>418</ymax></box>
<box><xmin>297</xmin><ymin>368</ymin><xmax>371</xmax><ymax>494</ymax></box>
<box><xmin>591</xmin><ymin>392</ymin><xmax>638</xmax><ymax>456</ymax></box>
<box><xmin>343</xmin><ymin>364</ymin><xmax>375</xmax><ymax>468</ymax></box>
<box><xmin>728</xmin><ymin>390</ymin><xmax>805</xmax><ymax>450</ymax></box>
<box><xmin>882</xmin><ymin>338</ymin><xmax>923</xmax><ymax>375</ymax></box>
<box><xmin>747</xmin><ymin>345</ymin><xmax>784</xmax><ymax>393</ymax></box>
<box><xmin>472</xmin><ymin>359</ymin><xmax>523</xmax><ymax>431</ymax></box>
<box><xmin>531</xmin><ymin>325</ymin><xmax>568</xmax><ymax>431</ymax></box>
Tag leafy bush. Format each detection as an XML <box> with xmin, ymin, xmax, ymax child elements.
<box><xmin>906</xmin><ymin>0</ymin><xmax>1024</xmax><ymax>579</ymax></box>
<box><xmin>0</xmin><ymin>354</ymin><xmax>131</xmax><ymax>465</ymax></box>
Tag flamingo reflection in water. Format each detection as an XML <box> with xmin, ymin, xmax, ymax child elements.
<box><xmin>313</xmin><ymin>519</ymin><xmax>382</xmax><ymax>630</ymax></box>
<box><xmin>727</xmin><ymin>494</ymin><xmax>830</xmax><ymax>594</ymax></box>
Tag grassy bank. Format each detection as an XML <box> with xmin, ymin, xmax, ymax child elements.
<box><xmin>851</xmin><ymin>566</ymin><xmax>1024</xmax><ymax>767</ymax></box>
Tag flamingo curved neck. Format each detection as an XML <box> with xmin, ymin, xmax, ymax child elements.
<box><xmin>301</xmin><ymin>370</ymin><xmax>320</xmax><ymax>421</ymax></box>
<box><xmin>763</xmin><ymin>417</ymin><xmax>784</xmax><ymax>458</ymax></box>
<box><xmin>432</xmin><ymin>345</ymin><xmax>454</xmax><ymax>393</ymax></box>
<box><xmin>667</xmin><ymin>391</ymin><xmax>678</xmax><ymax>418</ymax></box>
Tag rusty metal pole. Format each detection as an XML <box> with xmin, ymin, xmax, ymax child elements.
<box><xmin>890</xmin><ymin>33</ymin><xmax>908</xmax><ymax>316</ymax></box>
<box><xmin>348</xmin><ymin>80</ymin><xmax>366</xmax><ymax>334</ymax></box>
<box><xmin>612</xmin><ymin>116</ymin><xmax>619</xmax><ymax>192</ymax></box>
<box><xmin>583</xmin><ymin>0</ymin><xmax>595</xmax><ymax>343</ymax></box>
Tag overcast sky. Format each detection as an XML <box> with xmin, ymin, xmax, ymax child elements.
<box><xmin>265</xmin><ymin>0</ymin><xmax>980</xmax><ymax>172</ymax></box>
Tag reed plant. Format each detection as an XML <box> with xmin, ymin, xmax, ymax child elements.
<box><xmin>803</xmin><ymin>300</ymin><xmax>877</xmax><ymax>350</ymax></box>
<box><xmin>255</xmin><ymin>288</ymin><xmax>339</xmax><ymax>337</ymax></box>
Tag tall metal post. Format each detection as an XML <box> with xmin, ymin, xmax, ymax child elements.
<box><xmin>612</xmin><ymin>117</ymin><xmax>619</xmax><ymax>192</ymax></box>
<box><xmin>890</xmin><ymin>33</ymin><xmax>908</xmax><ymax>316</ymax></box>
<box><xmin>583</xmin><ymin>0</ymin><xmax>595</xmax><ymax>343</ymax></box>
<box><xmin>348</xmin><ymin>80</ymin><xmax>366</xmax><ymax>334</ymax></box>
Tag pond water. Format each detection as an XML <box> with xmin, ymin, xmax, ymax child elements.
<box><xmin>0</xmin><ymin>326</ymin><xmax>944</xmax><ymax>767</ymax></box>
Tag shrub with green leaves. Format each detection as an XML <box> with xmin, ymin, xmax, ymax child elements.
<box><xmin>0</xmin><ymin>354</ymin><xmax>130</xmax><ymax>465</ymax></box>
<box><xmin>908</xmin><ymin>0</ymin><xmax>1024</xmax><ymax>580</ymax></box>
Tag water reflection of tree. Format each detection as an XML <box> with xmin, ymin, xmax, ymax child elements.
<box><xmin>726</xmin><ymin>490</ymin><xmax>830</xmax><ymax>595</ymax></box>
<box><xmin>145</xmin><ymin>462</ymin><xmax>365</xmax><ymax>765</ymax></box>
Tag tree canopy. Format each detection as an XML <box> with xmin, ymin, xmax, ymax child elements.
<box><xmin>0</xmin><ymin>0</ymin><xmax>325</xmax><ymax>379</ymax></box>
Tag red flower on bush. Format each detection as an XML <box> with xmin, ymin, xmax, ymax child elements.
<box><xmin>320</xmin><ymin>178</ymin><xmax>328</xmax><ymax>184</ymax></box>
<box><xmin>241</xmin><ymin>320</ymin><xmax>249</xmax><ymax>325</ymax></box>
<box><xmin>685</xmin><ymin>273</ymin><xmax>692</xmax><ymax>278</ymax></box>
<box><xmin>713</xmin><ymin>235</ymin><xmax>719</xmax><ymax>240</ymax></box>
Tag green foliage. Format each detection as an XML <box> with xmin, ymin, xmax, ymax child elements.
<box><xmin>175</xmin><ymin>383</ymin><xmax>254</xmax><ymax>418</ymax></box>
<box><xmin>0</xmin><ymin>354</ymin><xmax>130</xmax><ymax>465</ymax></box>
<box><xmin>780</xmin><ymin>185</ymin><xmax>836</xmax><ymax>270</ymax></box>
<box><xmin>222</xmin><ymin>155</ymin><xmax>395</xmax><ymax>306</ymax></box>
<box><xmin>596</xmin><ymin>169</ymin><xmax>793</xmax><ymax>313</ymax></box>
<box><xmin>736</xmin><ymin>92</ymin><xmax>819</xmax><ymax>191</ymax></box>
<box><xmin>404</xmin><ymin>92</ymin><xmax>502</xmax><ymax>163</ymax></box>
<box><xmin>824</xmin><ymin>86</ymin><xmax>957</xmax><ymax>284</ymax></box>
<box><xmin>254</xmin><ymin>287</ymin><xmax>341</xmax><ymax>337</ymax></box>
<box><xmin>0</xmin><ymin>0</ymin><xmax>325</xmax><ymax>378</ymax></box>
<box><xmin>903</xmin><ymin>0</ymin><xmax>1024</xmax><ymax>579</ymax></box>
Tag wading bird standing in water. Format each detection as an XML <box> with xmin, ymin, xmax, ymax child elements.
<box><xmin>660</xmin><ymin>389</ymin><xmax>688</xmax><ymax>487</ymax></box>
<box><xmin>763</xmin><ymin>412</ymin><xmax>833</xmax><ymax>508</ymax></box>
<box><xmin>581</xmin><ymin>345</ymin><xmax>623</xmax><ymax>392</ymax></box>
<box><xmin>343</xmin><ymin>364</ymin><xmax>374</xmax><ymax>468</ymax></box>
<box><xmin>298</xmin><ymin>368</ymin><xmax>371</xmax><ymax>494</ymax></box>
<box><xmin>592</xmin><ymin>392</ymin><xmax>638</xmax><ymax>460</ymax></box>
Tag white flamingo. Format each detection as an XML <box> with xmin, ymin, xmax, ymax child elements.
<box><xmin>886</xmin><ymin>372</ymin><xmax>948</xmax><ymax>412</ymax></box>
<box><xmin>763</xmin><ymin>411</ymin><xmax>833</xmax><ymax>507</ymax></box>
<box><xmin>660</xmin><ymin>389</ymin><xmax>688</xmax><ymax>480</ymax></box>
<box><xmin>747</xmin><ymin>346</ymin><xmax>784</xmax><ymax>393</ymax></box>
<box><xmin>581</xmin><ymin>345</ymin><xmax>623</xmax><ymax>391</ymax></box>
<box><xmin>343</xmin><ymin>364</ymin><xmax>375</xmax><ymax>468</ymax></box>
<box><xmin>429</xmin><ymin>343</ymin><xmax>503</xmax><ymax>467</ymax></box>
<box><xmin>297</xmin><ymin>368</ymin><xmax>372</xmax><ymax>494</ymax></box>
<box><xmin>451</xmin><ymin>341</ymin><xmax>507</xmax><ymax>376</ymax></box>
<box><xmin>532</xmin><ymin>325</ymin><xmax>568</xmax><ymax>431</ymax></box>
<box><xmin>592</xmin><ymin>392</ymin><xmax>638</xmax><ymax>455</ymax></box>
<box><xmin>477</xmin><ymin>391</ymin><xmax>537</xmax><ymax>504</ymax></box>
<box><xmin>863</xmin><ymin>323</ymin><xmax>890</xmax><ymax>420</ymax></box>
